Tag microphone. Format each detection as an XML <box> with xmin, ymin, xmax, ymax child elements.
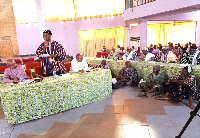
<box><xmin>44</xmin><ymin>41</ymin><xmax>48</xmax><ymax>53</ymax></box>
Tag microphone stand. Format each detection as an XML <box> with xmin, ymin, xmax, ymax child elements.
<box><xmin>175</xmin><ymin>101</ymin><xmax>200</xmax><ymax>138</ymax></box>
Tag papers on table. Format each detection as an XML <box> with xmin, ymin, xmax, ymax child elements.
<box><xmin>39</xmin><ymin>54</ymin><xmax>50</xmax><ymax>58</ymax></box>
<box><xmin>59</xmin><ymin>73</ymin><xmax>70</xmax><ymax>77</ymax></box>
<box><xmin>148</xmin><ymin>61</ymin><xmax>156</xmax><ymax>64</ymax></box>
<box><xmin>18</xmin><ymin>79</ymin><xmax>32</xmax><ymax>84</ymax></box>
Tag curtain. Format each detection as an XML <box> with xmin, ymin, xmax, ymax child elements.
<box><xmin>42</xmin><ymin>0</ymin><xmax>75</xmax><ymax>22</ymax></box>
<box><xmin>76</xmin><ymin>0</ymin><xmax>124</xmax><ymax>18</ymax></box>
<box><xmin>42</xmin><ymin>0</ymin><xmax>125</xmax><ymax>21</ymax></box>
<box><xmin>147</xmin><ymin>22</ymin><xmax>196</xmax><ymax>46</ymax></box>
<box><xmin>12</xmin><ymin>0</ymin><xmax>38</xmax><ymax>24</ymax></box>
<box><xmin>78</xmin><ymin>27</ymin><xmax>126</xmax><ymax>57</ymax></box>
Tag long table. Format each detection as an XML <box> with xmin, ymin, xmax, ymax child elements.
<box><xmin>0</xmin><ymin>69</ymin><xmax>112</xmax><ymax>124</ymax></box>
<box><xmin>86</xmin><ymin>57</ymin><xmax>200</xmax><ymax>88</ymax></box>
<box><xmin>0</xmin><ymin>74</ymin><xmax>3</xmax><ymax>84</ymax></box>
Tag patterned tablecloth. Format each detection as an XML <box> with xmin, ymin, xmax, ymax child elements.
<box><xmin>86</xmin><ymin>57</ymin><xmax>200</xmax><ymax>88</ymax></box>
<box><xmin>0</xmin><ymin>74</ymin><xmax>3</xmax><ymax>84</ymax></box>
<box><xmin>0</xmin><ymin>69</ymin><xmax>112</xmax><ymax>124</ymax></box>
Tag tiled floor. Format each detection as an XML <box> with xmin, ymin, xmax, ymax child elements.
<box><xmin>0</xmin><ymin>86</ymin><xmax>200</xmax><ymax>138</ymax></box>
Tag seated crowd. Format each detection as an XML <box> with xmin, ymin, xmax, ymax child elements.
<box><xmin>100</xmin><ymin>42</ymin><xmax>200</xmax><ymax>65</ymax></box>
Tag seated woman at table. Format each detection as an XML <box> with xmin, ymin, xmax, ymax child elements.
<box><xmin>107</xmin><ymin>47</ymin><xmax>122</xmax><ymax>60</ymax></box>
<box><xmin>113</xmin><ymin>61</ymin><xmax>138</xmax><ymax>88</ymax></box>
<box><xmin>71</xmin><ymin>53</ymin><xmax>90</xmax><ymax>73</ymax></box>
<box><xmin>95</xmin><ymin>59</ymin><xmax>110</xmax><ymax>69</ymax></box>
<box><xmin>156</xmin><ymin>66</ymin><xmax>196</xmax><ymax>109</ymax></box>
<box><xmin>3</xmin><ymin>59</ymin><xmax>30</xmax><ymax>83</ymax></box>
<box><xmin>139</xmin><ymin>65</ymin><xmax>168</xmax><ymax>96</ymax></box>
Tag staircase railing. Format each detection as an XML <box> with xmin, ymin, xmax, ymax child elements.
<box><xmin>125</xmin><ymin>0</ymin><xmax>156</xmax><ymax>9</ymax></box>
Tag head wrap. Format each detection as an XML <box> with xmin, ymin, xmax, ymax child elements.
<box><xmin>43</xmin><ymin>30</ymin><xmax>52</xmax><ymax>35</ymax></box>
<box><xmin>154</xmin><ymin>65</ymin><xmax>161</xmax><ymax>71</ymax></box>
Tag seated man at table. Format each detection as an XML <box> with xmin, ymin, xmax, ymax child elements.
<box><xmin>71</xmin><ymin>53</ymin><xmax>89</xmax><ymax>73</ymax></box>
<box><xmin>3</xmin><ymin>59</ymin><xmax>30</xmax><ymax>83</ymax></box>
<box><xmin>116</xmin><ymin>61</ymin><xmax>138</xmax><ymax>87</ymax></box>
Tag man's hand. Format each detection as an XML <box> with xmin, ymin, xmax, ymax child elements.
<box><xmin>50</xmin><ymin>54</ymin><xmax>56</xmax><ymax>58</ymax></box>
<box><xmin>79</xmin><ymin>69</ymin><xmax>84</xmax><ymax>73</ymax></box>
<box><xmin>13</xmin><ymin>77</ymin><xmax>19</xmax><ymax>83</ymax></box>
<box><xmin>43</xmin><ymin>44</ymin><xmax>47</xmax><ymax>54</ymax></box>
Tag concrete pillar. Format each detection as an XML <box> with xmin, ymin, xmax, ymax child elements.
<box><xmin>35</xmin><ymin>0</ymin><xmax>46</xmax><ymax>43</ymax></box>
<box><xmin>140</xmin><ymin>19</ymin><xmax>147</xmax><ymax>48</ymax></box>
<box><xmin>196</xmin><ymin>21</ymin><xmax>200</xmax><ymax>46</ymax></box>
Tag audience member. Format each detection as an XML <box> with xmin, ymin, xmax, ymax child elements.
<box><xmin>127</xmin><ymin>48</ymin><xmax>137</xmax><ymax>61</ymax></box>
<box><xmin>138</xmin><ymin>49</ymin><xmax>147</xmax><ymax>61</ymax></box>
<box><xmin>107</xmin><ymin>47</ymin><xmax>122</xmax><ymax>60</ymax></box>
<box><xmin>101</xmin><ymin>46</ymin><xmax>108</xmax><ymax>52</ymax></box>
<box><xmin>152</xmin><ymin>45</ymin><xmax>160</xmax><ymax>54</ymax></box>
<box><xmin>96</xmin><ymin>60</ymin><xmax>110</xmax><ymax>69</ymax></box>
<box><xmin>145</xmin><ymin>48</ymin><xmax>155</xmax><ymax>61</ymax></box>
<box><xmin>121</xmin><ymin>47</ymin><xmax>126</xmax><ymax>53</ymax></box>
<box><xmin>155</xmin><ymin>48</ymin><xmax>168</xmax><ymax>63</ymax></box>
<box><xmin>156</xmin><ymin>66</ymin><xmax>196</xmax><ymax>109</ymax></box>
<box><xmin>180</xmin><ymin>44</ymin><xmax>200</xmax><ymax>65</ymax></box>
<box><xmin>116</xmin><ymin>45</ymin><xmax>121</xmax><ymax>52</ymax></box>
<box><xmin>139</xmin><ymin>65</ymin><xmax>168</xmax><ymax>96</ymax></box>
<box><xmin>166</xmin><ymin>46</ymin><xmax>178</xmax><ymax>63</ymax></box>
<box><xmin>118</xmin><ymin>61</ymin><xmax>139</xmax><ymax>87</ymax></box>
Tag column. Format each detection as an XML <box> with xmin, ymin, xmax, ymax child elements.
<box><xmin>196</xmin><ymin>21</ymin><xmax>200</xmax><ymax>46</ymax></box>
<box><xmin>35</xmin><ymin>0</ymin><xmax>46</xmax><ymax>43</ymax></box>
<box><xmin>140</xmin><ymin>19</ymin><xmax>147</xmax><ymax>48</ymax></box>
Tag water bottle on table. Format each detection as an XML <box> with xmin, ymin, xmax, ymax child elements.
<box><xmin>53</xmin><ymin>68</ymin><xmax>57</xmax><ymax>79</ymax></box>
<box><xmin>20</xmin><ymin>75</ymin><xmax>24</xmax><ymax>83</ymax></box>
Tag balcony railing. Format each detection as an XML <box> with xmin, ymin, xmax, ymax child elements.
<box><xmin>125</xmin><ymin>0</ymin><xmax>156</xmax><ymax>9</ymax></box>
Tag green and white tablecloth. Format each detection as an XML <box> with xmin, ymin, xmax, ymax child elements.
<box><xmin>86</xmin><ymin>57</ymin><xmax>200</xmax><ymax>88</ymax></box>
<box><xmin>0</xmin><ymin>74</ymin><xmax>3</xmax><ymax>84</ymax></box>
<box><xmin>0</xmin><ymin>69</ymin><xmax>112</xmax><ymax>124</ymax></box>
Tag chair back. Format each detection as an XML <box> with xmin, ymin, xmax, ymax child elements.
<box><xmin>22</xmin><ymin>58</ymin><xmax>35</xmax><ymax>64</ymax></box>
<box><xmin>14</xmin><ymin>59</ymin><xmax>22</xmax><ymax>65</ymax></box>
<box><xmin>64</xmin><ymin>62</ymin><xmax>71</xmax><ymax>73</ymax></box>
<box><xmin>25</xmin><ymin>62</ymin><xmax>41</xmax><ymax>70</ymax></box>
<box><xmin>0</xmin><ymin>65</ymin><xmax>8</xmax><ymax>73</ymax></box>
<box><xmin>34</xmin><ymin>66</ymin><xmax>47</xmax><ymax>77</ymax></box>
<box><xmin>118</xmin><ymin>52</ymin><xmax>125</xmax><ymax>57</ymax></box>
<box><xmin>25</xmin><ymin>69</ymin><xmax>33</xmax><ymax>79</ymax></box>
